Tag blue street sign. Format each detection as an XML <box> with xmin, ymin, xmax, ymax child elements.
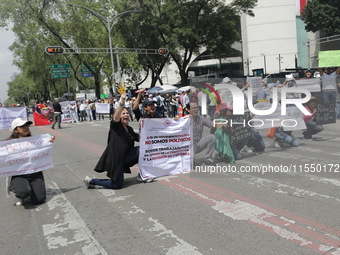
<box><xmin>82</xmin><ymin>73</ymin><xmax>94</xmax><ymax>77</ymax></box>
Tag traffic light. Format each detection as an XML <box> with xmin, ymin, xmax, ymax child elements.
<box><xmin>158</xmin><ymin>48</ymin><xmax>169</xmax><ymax>55</ymax></box>
<box><xmin>45</xmin><ymin>46</ymin><xmax>64</xmax><ymax>54</ymax></box>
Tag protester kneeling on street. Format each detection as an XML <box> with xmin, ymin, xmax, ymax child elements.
<box><xmin>302</xmin><ymin>97</ymin><xmax>323</xmax><ymax>140</ymax></box>
<box><xmin>84</xmin><ymin>93</ymin><xmax>140</xmax><ymax>189</ymax></box>
<box><xmin>274</xmin><ymin>128</ymin><xmax>299</xmax><ymax>147</ymax></box>
<box><xmin>6</xmin><ymin>118</ymin><xmax>49</xmax><ymax>206</ymax></box>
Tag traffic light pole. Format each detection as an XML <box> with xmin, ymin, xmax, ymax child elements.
<box><xmin>46</xmin><ymin>46</ymin><xmax>168</xmax><ymax>95</ymax></box>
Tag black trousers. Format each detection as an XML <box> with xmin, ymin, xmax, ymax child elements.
<box><xmin>10</xmin><ymin>172</ymin><xmax>46</xmax><ymax>204</ymax></box>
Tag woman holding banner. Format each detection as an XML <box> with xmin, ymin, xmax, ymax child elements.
<box><xmin>84</xmin><ymin>93</ymin><xmax>139</xmax><ymax>189</ymax></box>
<box><xmin>6</xmin><ymin>118</ymin><xmax>47</xmax><ymax>206</ymax></box>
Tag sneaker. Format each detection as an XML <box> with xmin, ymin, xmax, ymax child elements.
<box><xmin>83</xmin><ymin>176</ymin><xmax>94</xmax><ymax>189</ymax></box>
<box><xmin>137</xmin><ymin>173</ymin><xmax>154</xmax><ymax>183</ymax></box>
<box><xmin>144</xmin><ymin>177</ymin><xmax>154</xmax><ymax>183</ymax></box>
<box><xmin>14</xmin><ymin>199</ymin><xmax>24</xmax><ymax>206</ymax></box>
<box><xmin>205</xmin><ymin>158</ymin><xmax>214</xmax><ymax>165</ymax></box>
<box><xmin>240</xmin><ymin>145</ymin><xmax>253</xmax><ymax>153</ymax></box>
<box><xmin>276</xmin><ymin>139</ymin><xmax>283</xmax><ymax>148</ymax></box>
<box><xmin>51</xmin><ymin>126</ymin><xmax>54</xmax><ymax>129</ymax></box>
<box><xmin>136</xmin><ymin>173</ymin><xmax>143</xmax><ymax>182</ymax></box>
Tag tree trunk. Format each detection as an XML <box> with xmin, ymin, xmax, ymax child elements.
<box><xmin>94</xmin><ymin>76</ymin><xmax>100</xmax><ymax>99</ymax></box>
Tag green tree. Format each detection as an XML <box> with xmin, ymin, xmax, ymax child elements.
<box><xmin>302</xmin><ymin>0</ymin><xmax>340</xmax><ymax>36</ymax></box>
<box><xmin>0</xmin><ymin>0</ymin><xmax>139</xmax><ymax>98</ymax></box>
<box><xmin>119</xmin><ymin>0</ymin><xmax>257</xmax><ymax>86</ymax></box>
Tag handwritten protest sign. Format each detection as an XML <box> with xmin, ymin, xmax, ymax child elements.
<box><xmin>0</xmin><ymin>134</ymin><xmax>54</xmax><ymax>177</ymax></box>
<box><xmin>0</xmin><ymin>107</ymin><xmax>27</xmax><ymax>130</ymax></box>
<box><xmin>228</xmin><ymin>113</ymin><xmax>253</xmax><ymax>144</ymax></box>
<box><xmin>95</xmin><ymin>103</ymin><xmax>110</xmax><ymax>114</ymax></box>
<box><xmin>315</xmin><ymin>103</ymin><xmax>336</xmax><ymax>125</ymax></box>
<box><xmin>249</xmin><ymin>77</ymin><xmax>263</xmax><ymax>97</ymax></box>
<box><xmin>282</xmin><ymin>107</ymin><xmax>307</xmax><ymax>131</ymax></box>
<box><xmin>60</xmin><ymin>101</ymin><xmax>75</xmax><ymax>123</ymax></box>
<box><xmin>318</xmin><ymin>50</ymin><xmax>340</xmax><ymax>67</ymax></box>
<box><xmin>139</xmin><ymin>117</ymin><xmax>192</xmax><ymax>180</ymax></box>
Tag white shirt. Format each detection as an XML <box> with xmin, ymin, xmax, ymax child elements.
<box><xmin>79</xmin><ymin>103</ymin><xmax>86</xmax><ymax>111</ymax></box>
<box><xmin>197</xmin><ymin>91</ymin><xmax>204</xmax><ymax>106</ymax></box>
<box><xmin>182</xmin><ymin>94</ymin><xmax>189</xmax><ymax>107</ymax></box>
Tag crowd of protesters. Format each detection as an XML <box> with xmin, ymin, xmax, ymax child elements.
<box><xmin>2</xmin><ymin>67</ymin><xmax>339</xmax><ymax>197</ymax></box>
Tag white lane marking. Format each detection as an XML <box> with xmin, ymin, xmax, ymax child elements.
<box><xmin>97</xmin><ymin>190</ymin><xmax>202</xmax><ymax>255</ymax></box>
<box><xmin>148</xmin><ymin>218</ymin><xmax>202</xmax><ymax>255</ymax></box>
<box><xmin>170</xmin><ymin>180</ymin><xmax>339</xmax><ymax>253</ymax></box>
<box><xmin>266</xmin><ymin>151</ymin><xmax>339</xmax><ymax>165</ymax></box>
<box><xmin>239</xmin><ymin>160</ymin><xmax>340</xmax><ymax>201</ymax></box>
<box><xmin>42</xmin><ymin>180</ymin><xmax>108</xmax><ymax>255</ymax></box>
<box><xmin>310</xmin><ymin>177</ymin><xmax>340</xmax><ymax>187</ymax></box>
<box><xmin>319</xmin><ymin>245</ymin><xmax>340</xmax><ymax>255</ymax></box>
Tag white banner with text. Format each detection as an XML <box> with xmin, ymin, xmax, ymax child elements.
<box><xmin>0</xmin><ymin>134</ymin><xmax>54</xmax><ymax>177</ymax></box>
<box><xmin>139</xmin><ymin>117</ymin><xmax>192</xmax><ymax>180</ymax></box>
<box><xmin>0</xmin><ymin>107</ymin><xmax>27</xmax><ymax>130</ymax></box>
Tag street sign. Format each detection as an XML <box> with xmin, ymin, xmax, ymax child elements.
<box><xmin>51</xmin><ymin>64</ymin><xmax>70</xmax><ymax>69</ymax></box>
<box><xmin>46</xmin><ymin>46</ymin><xmax>64</xmax><ymax>54</ymax></box>
<box><xmin>51</xmin><ymin>69</ymin><xmax>71</xmax><ymax>74</ymax></box>
<box><xmin>82</xmin><ymin>73</ymin><xmax>94</xmax><ymax>77</ymax></box>
<box><xmin>158</xmin><ymin>48</ymin><xmax>169</xmax><ymax>55</ymax></box>
<box><xmin>81</xmin><ymin>68</ymin><xmax>96</xmax><ymax>73</ymax></box>
<box><xmin>52</xmin><ymin>73</ymin><xmax>72</xmax><ymax>79</ymax></box>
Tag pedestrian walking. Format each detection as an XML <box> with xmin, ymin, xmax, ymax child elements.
<box><xmin>51</xmin><ymin>98</ymin><xmax>63</xmax><ymax>129</ymax></box>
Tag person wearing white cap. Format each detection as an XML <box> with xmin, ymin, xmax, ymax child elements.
<box><xmin>6</xmin><ymin>118</ymin><xmax>46</xmax><ymax>206</ymax></box>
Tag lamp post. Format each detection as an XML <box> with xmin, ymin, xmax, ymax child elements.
<box><xmin>68</xmin><ymin>4</ymin><xmax>139</xmax><ymax>96</ymax></box>
<box><xmin>276</xmin><ymin>54</ymin><xmax>283</xmax><ymax>72</ymax></box>
<box><xmin>261</xmin><ymin>53</ymin><xmax>266</xmax><ymax>75</ymax></box>
<box><xmin>244</xmin><ymin>58</ymin><xmax>252</xmax><ymax>76</ymax></box>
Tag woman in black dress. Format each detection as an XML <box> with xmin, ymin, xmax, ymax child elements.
<box><xmin>84</xmin><ymin>93</ymin><xmax>139</xmax><ymax>189</ymax></box>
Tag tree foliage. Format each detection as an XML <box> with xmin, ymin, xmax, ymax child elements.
<box><xmin>302</xmin><ymin>0</ymin><xmax>340</xmax><ymax>36</ymax></box>
<box><xmin>118</xmin><ymin>0</ymin><xmax>257</xmax><ymax>86</ymax></box>
<box><xmin>0</xmin><ymin>0</ymin><xmax>257</xmax><ymax>100</ymax></box>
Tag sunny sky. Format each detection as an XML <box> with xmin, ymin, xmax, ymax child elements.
<box><xmin>0</xmin><ymin>27</ymin><xmax>18</xmax><ymax>103</ymax></box>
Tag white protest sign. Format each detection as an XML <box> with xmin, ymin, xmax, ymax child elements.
<box><xmin>0</xmin><ymin>107</ymin><xmax>27</xmax><ymax>130</ymax></box>
<box><xmin>139</xmin><ymin>117</ymin><xmax>192</xmax><ymax>180</ymax></box>
<box><xmin>252</xmin><ymin>103</ymin><xmax>307</xmax><ymax>130</ymax></box>
<box><xmin>95</xmin><ymin>103</ymin><xmax>110</xmax><ymax>114</ymax></box>
<box><xmin>215</xmin><ymin>84</ymin><xmax>235</xmax><ymax>106</ymax></box>
<box><xmin>60</xmin><ymin>101</ymin><xmax>74</xmax><ymax>123</ymax></box>
<box><xmin>0</xmin><ymin>134</ymin><xmax>54</xmax><ymax>177</ymax></box>
<box><xmin>282</xmin><ymin>107</ymin><xmax>306</xmax><ymax>131</ymax></box>
<box><xmin>76</xmin><ymin>93</ymin><xmax>86</xmax><ymax>101</ymax></box>
<box><xmin>295</xmin><ymin>78</ymin><xmax>321</xmax><ymax>92</ymax></box>
<box><xmin>249</xmin><ymin>77</ymin><xmax>263</xmax><ymax>97</ymax></box>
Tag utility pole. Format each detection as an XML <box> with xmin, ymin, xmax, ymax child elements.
<box><xmin>68</xmin><ymin>4</ymin><xmax>139</xmax><ymax>96</ymax></box>
<box><xmin>261</xmin><ymin>53</ymin><xmax>266</xmax><ymax>75</ymax></box>
<box><xmin>245</xmin><ymin>58</ymin><xmax>252</xmax><ymax>76</ymax></box>
<box><xmin>276</xmin><ymin>54</ymin><xmax>283</xmax><ymax>72</ymax></box>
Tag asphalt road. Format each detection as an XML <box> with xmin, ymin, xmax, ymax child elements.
<box><xmin>0</xmin><ymin>119</ymin><xmax>339</xmax><ymax>255</ymax></box>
